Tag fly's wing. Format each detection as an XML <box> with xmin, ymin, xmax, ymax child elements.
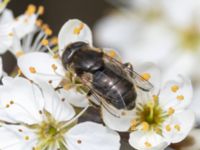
<box><xmin>103</xmin><ymin>50</ymin><xmax>153</xmax><ymax>92</ymax></box>
<box><xmin>80</xmin><ymin>73</ymin><xmax>124</xmax><ymax>117</ymax></box>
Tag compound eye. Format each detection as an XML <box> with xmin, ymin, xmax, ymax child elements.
<box><xmin>61</xmin><ymin>49</ymin><xmax>71</xmax><ymax>69</ymax></box>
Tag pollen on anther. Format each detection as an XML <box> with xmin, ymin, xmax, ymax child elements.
<box><xmin>36</xmin><ymin>19</ymin><xmax>43</xmax><ymax>27</ymax></box>
<box><xmin>16</xmin><ymin>50</ymin><xmax>24</xmax><ymax>57</ymax></box>
<box><xmin>153</xmin><ymin>95</ymin><xmax>158</xmax><ymax>102</ymax></box>
<box><xmin>8</xmin><ymin>32</ymin><xmax>13</xmax><ymax>36</ymax></box>
<box><xmin>41</xmin><ymin>39</ymin><xmax>49</xmax><ymax>46</ymax></box>
<box><xmin>176</xmin><ymin>95</ymin><xmax>184</xmax><ymax>101</ymax></box>
<box><xmin>50</xmin><ymin>37</ymin><xmax>58</xmax><ymax>45</ymax></box>
<box><xmin>141</xmin><ymin>73</ymin><xmax>151</xmax><ymax>81</ymax></box>
<box><xmin>107</xmin><ymin>50</ymin><xmax>117</xmax><ymax>58</ymax></box>
<box><xmin>29</xmin><ymin>67</ymin><xmax>37</xmax><ymax>74</ymax></box>
<box><xmin>73</xmin><ymin>23</ymin><xmax>84</xmax><ymax>35</ymax></box>
<box><xmin>45</xmin><ymin>28</ymin><xmax>53</xmax><ymax>36</ymax></box>
<box><xmin>165</xmin><ymin>124</ymin><xmax>171</xmax><ymax>132</ymax></box>
<box><xmin>171</xmin><ymin>85</ymin><xmax>179</xmax><ymax>93</ymax></box>
<box><xmin>38</xmin><ymin>6</ymin><xmax>44</xmax><ymax>15</ymax></box>
<box><xmin>168</xmin><ymin>107</ymin><xmax>175</xmax><ymax>116</ymax></box>
<box><xmin>144</xmin><ymin>141</ymin><xmax>152</xmax><ymax>148</ymax></box>
<box><xmin>51</xmin><ymin>64</ymin><xmax>58</xmax><ymax>71</ymax></box>
<box><xmin>174</xmin><ymin>124</ymin><xmax>181</xmax><ymax>132</ymax></box>
<box><xmin>142</xmin><ymin>122</ymin><xmax>149</xmax><ymax>131</ymax></box>
<box><xmin>24</xmin><ymin>136</ymin><xmax>30</xmax><ymax>140</ymax></box>
<box><xmin>130</xmin><ymin>120</ymin><xmax>137</xmax><ymax>131</ymax></box>
<box><xmin>10</xmin><ymin>101</ymin><xmax>14</xmax><ymax>105</ymax></box>
<box><xmin>26</xmin><ymin>4</ymin><xmax>36</xmax><ymax>16</ymax></box>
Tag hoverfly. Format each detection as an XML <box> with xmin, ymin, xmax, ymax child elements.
<box><xmin>61</xmin><ymin>41</ymin><xmax>153</xmax><ymax>114</ymax></box>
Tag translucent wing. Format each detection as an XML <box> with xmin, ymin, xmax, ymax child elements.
<box><xmin>79</xmin><ymin>73</ymin><xmax>125</xmax><ymax>117</ymax></box>
<box><xmin>103</xmin><ymin>50</ymin><xmax>153</xmax><ymax>91</ymax></box>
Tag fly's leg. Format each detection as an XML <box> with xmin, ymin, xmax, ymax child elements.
<box><xmin>86</xmin><ymin>90</ymin><xmax>100</xmax><ymax>108</ymax></box>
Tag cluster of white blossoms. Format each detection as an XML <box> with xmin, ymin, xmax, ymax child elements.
<box><xmin>95</xmin><ymin>0</ymin><xmax>200</xmax><ymax>126</ymax></box>
<box><xmin>0</xmin><ymin>1</ymin><xmax>196</xmax><ymax>150</ymax></box>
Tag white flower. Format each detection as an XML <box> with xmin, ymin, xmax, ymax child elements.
<box><xmin>101</xmin><ymin>65</ymin><xmax>195</xmax><ymax>150</ymax></box>
<box><xmin>18</xmin><ymin>19</ymin><xmax>118</xmax><ymax>108</ymax></box>
<box><xmin>0</xmin><ymin>77</ymin><xmax>120</xmax><ymax>150</ymax></box>
<box><xmin>0</xmin><ymin>4</ymin><xmax>51</xmax><ymax>55</ymax></box>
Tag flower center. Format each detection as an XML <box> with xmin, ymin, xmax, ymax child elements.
<box><xmin>132</xmin><ymin>98</ymin><xmax>168</xmax><ymax>133</ymax></box>
<box><xmin>179</xmin><ymin>26</ymin><xmax>200</xmax><ymax>51</ymax></box>
<box><xmin>29</xmin><ymin>111</ymin><xmax>76</xmax><ymax>150</ymax></box>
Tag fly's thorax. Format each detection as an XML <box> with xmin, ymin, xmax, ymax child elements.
<box><xmin>61</xmin><ymin>42</ymin><xmax>89</xmax><ymax>69</ymax></box>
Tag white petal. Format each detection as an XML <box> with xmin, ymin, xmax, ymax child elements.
<box><xmin>161</xmin><ymin>0</ymin><xmax>200</xmax><ymax>27</ymax></box>
<box><xmin>0</xmin><ymin>77</ymin><xmax>44</xmax><ymax>124</ymax></box>
<box><xmin>188</xmin><ymin>86</ymin><xmax>200</xmax><ymax>126</ymax></box>
<box><xmin>37</xmin><ymin>80</ymin><xmax>75</xmax><ymax>122</ymax></box>
<box><xmin>102</xmin><ymin>107</ymin><xmax>134</xmax><ymax>132</ymax></box>
<box><xmin>0</xmin><ymin>124</ymin><xmax>37</xmax><ymax>150</ymax></box>
<box><xmin>65</xmin><ymin>122</ymin><xmax>120</xmax><ymax>150</ymax></box>
<box><xmin>14</xmin><ymin>14</ymin><xmax>37</xmax><ymax>38</ymax></box>
<box><xmin>162</xmin><ymin>110</ymin><xmax>195</xmax><ymax>143</ymax></box>
<box><xmin>159</xmin><ymin>75</ymin><xmax>193</xmax><ymax>112</ymax></box>
<box><xmin>0</xmin><ymin>57</ymin><xmax>3</xmax><ymax>78</ymax></box>
<box><xmin>134</xmin><ymin>62</ymin><xmax>161</xmax><ymax>93</ymax></box>
<box><xmin>163</xmin><ymin>53</ymin><xmax>199</xmax><ymax>82</ymax></box>
<box><xmin>0</xmin><ymin>23</ymin><xmax>14</xmax><ymax>54</ymax></box>
<box><xmin>129</xmin><ymin>131</ymin><xmax>169</xmax><ymax>150</ymax></box>
<box><xmin>57</xmin><ymin>89</ymin><xmax>89</xmax><ymax>108</ymax></box>
<box><xmin>18</xmin><ymin>52</ymin><xmax>65</xmax><ymax>88</ymax></box>
<box><xmin>95</xmin><ymin>16</ymin><xmax>175</xmax><ymax>65</ymax></box>
<box><xmin>0</xmin><ymin>9</ymin><xmax>14</xmax><ymax>24</ymax></box>
<box><xmin>58</xmin><ymin>19</ymin><xmax>93</xmax><ymax>55</ymax></box>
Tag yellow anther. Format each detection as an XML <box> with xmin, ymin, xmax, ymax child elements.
<box><xmin>130</xmin><ymin>120</ymin><xmax>137</xmax><ymax>131</ymax></box>
<box><xmin>174</xmin><ymin>124</ymin><xmax>181</xmax><ymax>132</ymax></box>
<box><xmin>51</xmin><ymin>64</ymin><xmax>57</xmax><ymax>71</ymax></box>
<box><xmin>141</xmin><ymin>73</ymin><xmax>151</xmax><ymax>81</ymax></box>
<box><xmin>41</xmin><ymin>39</ymin><xmax>49</xmax><ymax>46</ymax></box>
<box><xmin>45</xmin><ymin>28</ymin><xmax>53</xmax><ymax>36</ymax></box>
<box><xmin>63</xmin><ymin>84</ymin><xmax>72</xmax><ymax>90</ymax></box>
<box><xmin>107</xmin><ymin>50</ymin><xmax>117</xmax><ymax>58</ymax></box>
<box><xmin>73</xmin><ymin>23</ymin><xmax>84</xmax><ymax>35</ymax></box>
<box><xmin>155</xmin><ymin>127</ymin><xmax>161</xmax><ymax>134</ymax></box>
<box><xmin>165</xmin><ymin>124</ymin><xmax>171</xmax><ymax>132</ymax></box>
<box><xmin>177</xmin><ymin>95</ymin><xmax>184</xmax><ymax>101</ymax></box>
<box><xmin>15</xmin><ymin>50</ymin><xmax>24</xmax><ymax>57</ymax></box>
<box><xmin>8</xmin><ymin>32</ymin><xmax>13</xmax><ymax>37</ymax></box>
<box><xmin>29</xmin><ymin>67</ymin><xmax>37</xmax><ymax>74</ymax></box>
<box><xmin>167</xmin><ymin>107</ymin><xmax>175</xmax><ymax>116</ymax></box>
<box><xmin>50</xmin><ymin>37</ymin><xmax>58</xmax><ymax>45</ymax></box>
<box><xmin>10</xmin><ymin>101</ymin><xmax>14</xmax><ymax>105</ymax></box>
<box><xmin>24</xmin><ymin>136</ymin><xmax>30</xmax><ymax>140</ymax></box>
<box><xmin>145</xmin><ymin>141</ymin><xmax>152</xmax><ymax>148</ymax></box>
<box><xmin>42</xmin><ymin>24</ymin><xmax>49</xmax><ymax>30</ymax></box>
<box><xmin>6</xmin><ymin>104</ymin><xmax>10</xmax><ymax>108</ymax></box>
<box><xmin>141</xmin><ymin>122</ymin><xmax>149</xmax><ymax>131</ymax></box>
<box><xmin>171</xmin><ymin>85</ymin><xmax>179</xmax><ymax>93</ymax></box>
<box><xmin>37</xmin><ymin>6</ymin><xmax>44</xmax><ymax>15</ymax></box>
<box><xmin>153</xmin><ymin>95</ymin><xmax>158</xmax><ymax>102</ymax></box>
<box><xmin>53</xmin><ymin>54</ymin><xmax>59</xmax><ymax>59</ymax></box>
<box><xmin>36</xmin><ymin>19</ymin><xmax>43</xmax><ymax>27</ymax></box>
<box><xmin>26</xmin><ymin>4</ymin><xmax>36</xmax><ymax>15</ymax></box>
<box><xmin>18</xmin><ymin>69</ymin><xmax>22</xmax><ymax>76</ymax></box>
